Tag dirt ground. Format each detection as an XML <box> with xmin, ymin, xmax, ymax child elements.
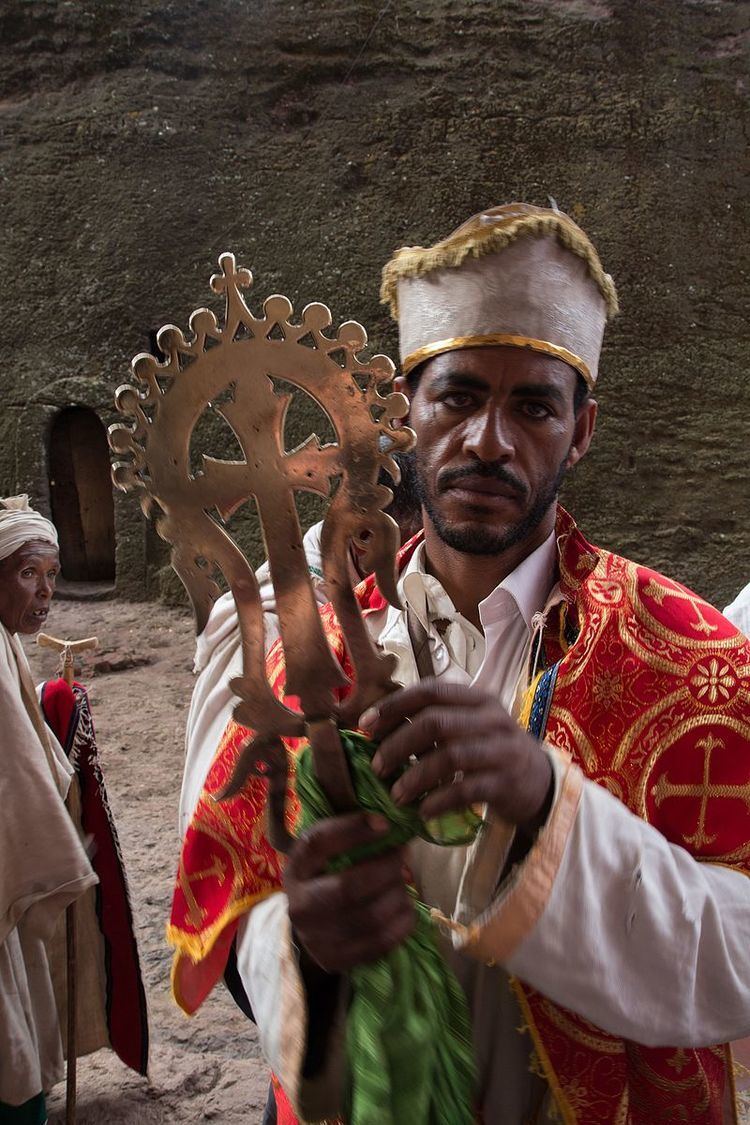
<box><xmin>23</xmin><ymin>595</ymin><xmax>271</xmax><ymax>1124</ymax></box>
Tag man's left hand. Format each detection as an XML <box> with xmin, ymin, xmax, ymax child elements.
<box><xmin>360</xmin><ymin>678</ymin><xmax>554</xmax><ymax>834</ymax></box>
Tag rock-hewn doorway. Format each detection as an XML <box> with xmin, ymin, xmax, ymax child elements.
<box><xmin>48</xmin><ymin>406</ymin><xmax>115</xmax><ymax>582</ymax></box>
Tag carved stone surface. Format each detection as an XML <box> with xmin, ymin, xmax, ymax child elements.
<box><xmin>2</xmin><ymin>3</ymin><xmax>748</xmax><ymax>607</ymax></box>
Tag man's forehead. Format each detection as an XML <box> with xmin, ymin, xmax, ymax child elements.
<box><xmin>418</xmin><ymin>346</ymin><xmax>577</xmax><ymax>389</ymax></box>
<box><xmin>6</xmin><ymin>541</ymin><xmax>60</xmax><ymax>565</ymax></box>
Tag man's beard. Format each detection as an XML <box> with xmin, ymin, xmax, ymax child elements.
<box><xmin>408</xmin><ymin>450</ymin><xmax>568</xmax><ymax>556</ymax></box>
<box><xmin>386</xmin><ymin>449</ymin><xmax>422</xmax><ymax>533</ymax></box>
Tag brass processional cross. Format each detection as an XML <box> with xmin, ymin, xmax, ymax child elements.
<box><xmin>109</xmin><ymin>254</ymin><xmax>414</xmax><ymax>849</ymax></box>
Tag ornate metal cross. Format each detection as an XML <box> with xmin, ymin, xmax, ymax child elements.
<box><xmin>109</xmin><ymin>254</ymin><xmax>414</xmax><ymax>847</ymax></box>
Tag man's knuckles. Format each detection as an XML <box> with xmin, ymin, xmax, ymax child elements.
<box><xmin>336</xmin><ymin>855</ymin><xmax>404</xmax><ymax>908</ymax></box>
<box><xmin>412</xmin><ymin>705</ymin><xmax>469</xmax><ymax>743</ymax></box>
<box><xmin>287</xmin><ymin>875</ymin><xmax>340</xmax><ymax>925</ymax></box>
<box><xmin>288</xmin><ymin>851</ymin><xmax>406</xmax><ymax>923</ymax></box>
<box><xmin>366</xmin><ymin>678</ymin><xmax>475</xmax><ymax>732</ymax></box>
<box><xmin>392</xmin><ymin>740</ymin><xmax>475</xmax><ymax>803</ymax></box>
<box><xmin>342</xmin><ymin>903</ymin><xmax>416</xmax><ymax>967</ymax></box>
<box><xmin>298</xmin><ymin>888</ymin><xmax>415</xmax><ymax>971</ymax></box>
<box><xmin>288</xmin><ymin>813</ymin><xmax>386</xmax><ymax>879</ymax></box>
<box><xmin>375</xmin><ymin>710</ymin><xmax>458</xmax><ymax>773</ymax></box>
<box><xmin>340</xmin><ymin>886</ymin><xmax>413</xmax><ymax>940</ymax></box>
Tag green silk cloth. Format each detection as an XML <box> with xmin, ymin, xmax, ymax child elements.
<box><xmin>295</xmin><ymin>730</ymin><xmax>479</xmax><ymax>1125</ymax></box>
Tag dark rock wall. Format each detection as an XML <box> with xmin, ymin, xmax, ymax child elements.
<box><xmin>1</xmin><ymin>0</ymin><xmax>748</xmax><ymax>604</ymax></box>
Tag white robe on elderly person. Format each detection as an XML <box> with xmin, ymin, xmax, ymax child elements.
<box><xmin>0</xmin><ymin>494</ymin><xmax>105</xmax><ymax>1105</ymax></box>
<box><xmin>0</xmin><ymin>622</ymin><xmax>96</xmax><ymax>1105</ymax></box>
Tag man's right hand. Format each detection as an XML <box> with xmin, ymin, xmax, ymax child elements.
<box><xmin>285</xmin><ymin>812</ymin><xmax>416</xmax><ymax>974</ymax></box>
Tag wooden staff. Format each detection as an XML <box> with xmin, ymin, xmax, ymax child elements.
<box><xmin>36</xmin><ymin>633</ymin><xmax>98</xmax><ymax>1125</ymax></box>
<box><xmin>36</xmin><ymin>633</ymin><xmax>98</xmax><ymax>688</ymax></box>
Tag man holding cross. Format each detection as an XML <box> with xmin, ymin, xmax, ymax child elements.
<box><xmin>174</xmin><ymin>204</ymin><xmax>750</xmax><ymax>1123</ymax></box>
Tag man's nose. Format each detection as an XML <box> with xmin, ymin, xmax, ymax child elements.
<box><xmin>462</xmin><ymin>405</ymin><xmax>514</xmax><ymax>462</ymax></box>
<box><xmin>38</xmin><ymin>577</ymin><xmax>54</xmax><ymax>599</ymax></box>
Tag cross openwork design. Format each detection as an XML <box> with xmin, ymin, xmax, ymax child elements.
<box><xmin>651</xmin><ymin>734</ymin><xmax>750</xmax><ymax>849</ymax></box>
<box><xmin>109</xmin><ymin>254</ymin><xmax>414</xmax><ymax>844</ymax></box>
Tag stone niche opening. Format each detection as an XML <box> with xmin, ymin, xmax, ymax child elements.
<box><xmin>48</xmin><ymin>405</ymin><xmax>116</xmax><ymax>583</ymax></box>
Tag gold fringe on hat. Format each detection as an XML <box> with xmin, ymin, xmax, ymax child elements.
<box><xmin>381</xmin><ymin>207</ymin><xmax>619</xmax><ymax>322</ymax></box>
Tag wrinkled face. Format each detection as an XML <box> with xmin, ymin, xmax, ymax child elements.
<box><xmin>395</xmin><ymin>346</ymin><xmax>596</xmax><ymax>556</ymax></box>
<box><xmin>0</xmin><ymin>540</ymin><xmax>60</xmax><ymax>635</ymax></box>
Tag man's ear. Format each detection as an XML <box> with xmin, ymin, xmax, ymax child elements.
<box><xmin>566</xmin><ymin>398</ymin><xmax>597</xmax><ymax>469</ymax></box>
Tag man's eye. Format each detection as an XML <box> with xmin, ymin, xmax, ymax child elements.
<box><xmin>521</xmin><ymin>401</ymin><xmax>553</xmax><ymax>419</ymax></box>
<box><xmin>441</xmin><ymin>393</ymin><xmax>474</xmax><ymax>409</ymax></box>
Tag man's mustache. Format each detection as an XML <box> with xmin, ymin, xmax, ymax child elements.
<box><xmin>436</xmin><ymin>462</ymin><xmax>528</xmax><ymax>499</ymax></box>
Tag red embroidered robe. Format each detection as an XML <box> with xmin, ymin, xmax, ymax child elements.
<box><xmin>169</xmin><ymin>508</ymin><xmax>750</xmax><ymax>1123</ymax></box>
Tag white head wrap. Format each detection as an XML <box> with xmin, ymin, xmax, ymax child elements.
<box><xmin>0</xmin><ymin>495</ymin><xmax>59</xmax><ymax>563</ymax></box>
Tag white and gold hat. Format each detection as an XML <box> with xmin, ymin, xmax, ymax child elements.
<box><xmin>381</xmin><ymin>202</ymin><xmax>618</xmax><ymax>388</ymax></box>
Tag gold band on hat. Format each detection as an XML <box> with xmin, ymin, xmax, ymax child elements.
<box><xmin>401</xmin><ymin>333</ymin><xmax>594</xmax><ymax>389</ymax></box>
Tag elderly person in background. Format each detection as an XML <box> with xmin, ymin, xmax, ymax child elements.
<box><xmin>0</xmin><ymin>495</ymin><xmax>95</xmax><ymax>1125</ymax></box>
<box><xmin>0</xmin><ymin>494</ymin><xmax>149</xmax><ymax>1124</ymax></box>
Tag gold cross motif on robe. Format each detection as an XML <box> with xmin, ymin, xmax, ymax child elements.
<box><xmin>666</xmin><ymin>1048</ymin><xmax>690</xmax><ymax>1074</ymax></box>
<box><xmin>179</xmin><ymin>856</ymin><xmax>227</xmax><ymax>928</ymax></box>
<box><xmin>642</xmin><ymin>578</ymin><xmax>718</xmax><ymax>637</ymax></box>
<box><xmin>651</xmin><ymin>735</ymin><xmax>750</xmax><ymax>848</ymax></box>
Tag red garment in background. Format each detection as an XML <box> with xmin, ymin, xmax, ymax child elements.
<box><xmin>41</xmin><ymin>677</ymin><xmax>149</xmax><ymax>1077</ymax></box>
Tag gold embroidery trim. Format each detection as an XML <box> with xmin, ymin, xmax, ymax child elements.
<box><xmin>456</xmin><ymin>757</ymin><xmax>583</xmax><ymax>964</ymax></box>
<box><xmin>538</xmin><ymin>996</ymin><xmax>624</xmax><ymax>1055</ymax></box>
<box><xmin>401</xmin><ymin>333</ymin><xmax>594</xmax><ymax>388</ymax></box>
<box><xmin>510</xmin><ymin>977</ymin><xmax>578</xmax><ymax>1125</ymax></box>
<box><xmin>167</xmin><ymin>886</ymin><xmax>280</xmax><ymax>1009</ymax></box>
<box><xmin>166</xmin><ymin>885</ymin><xmax>277</xmax><ymax>956</ymax></box>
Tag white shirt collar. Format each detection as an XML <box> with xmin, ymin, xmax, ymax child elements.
<box><xmin>398</xmin><ymin>542</ymin><xmax>468</xmax><ymax>634</ymax></box>
<box><xmin>477</xmin><ymin>531</ymin><xmax>558</xmax><ymax>632</ymax></box>
<box><xmin>394</xmin><ymin>531</ymin><xmax>557</xmax><ymax>636</ymax></box>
